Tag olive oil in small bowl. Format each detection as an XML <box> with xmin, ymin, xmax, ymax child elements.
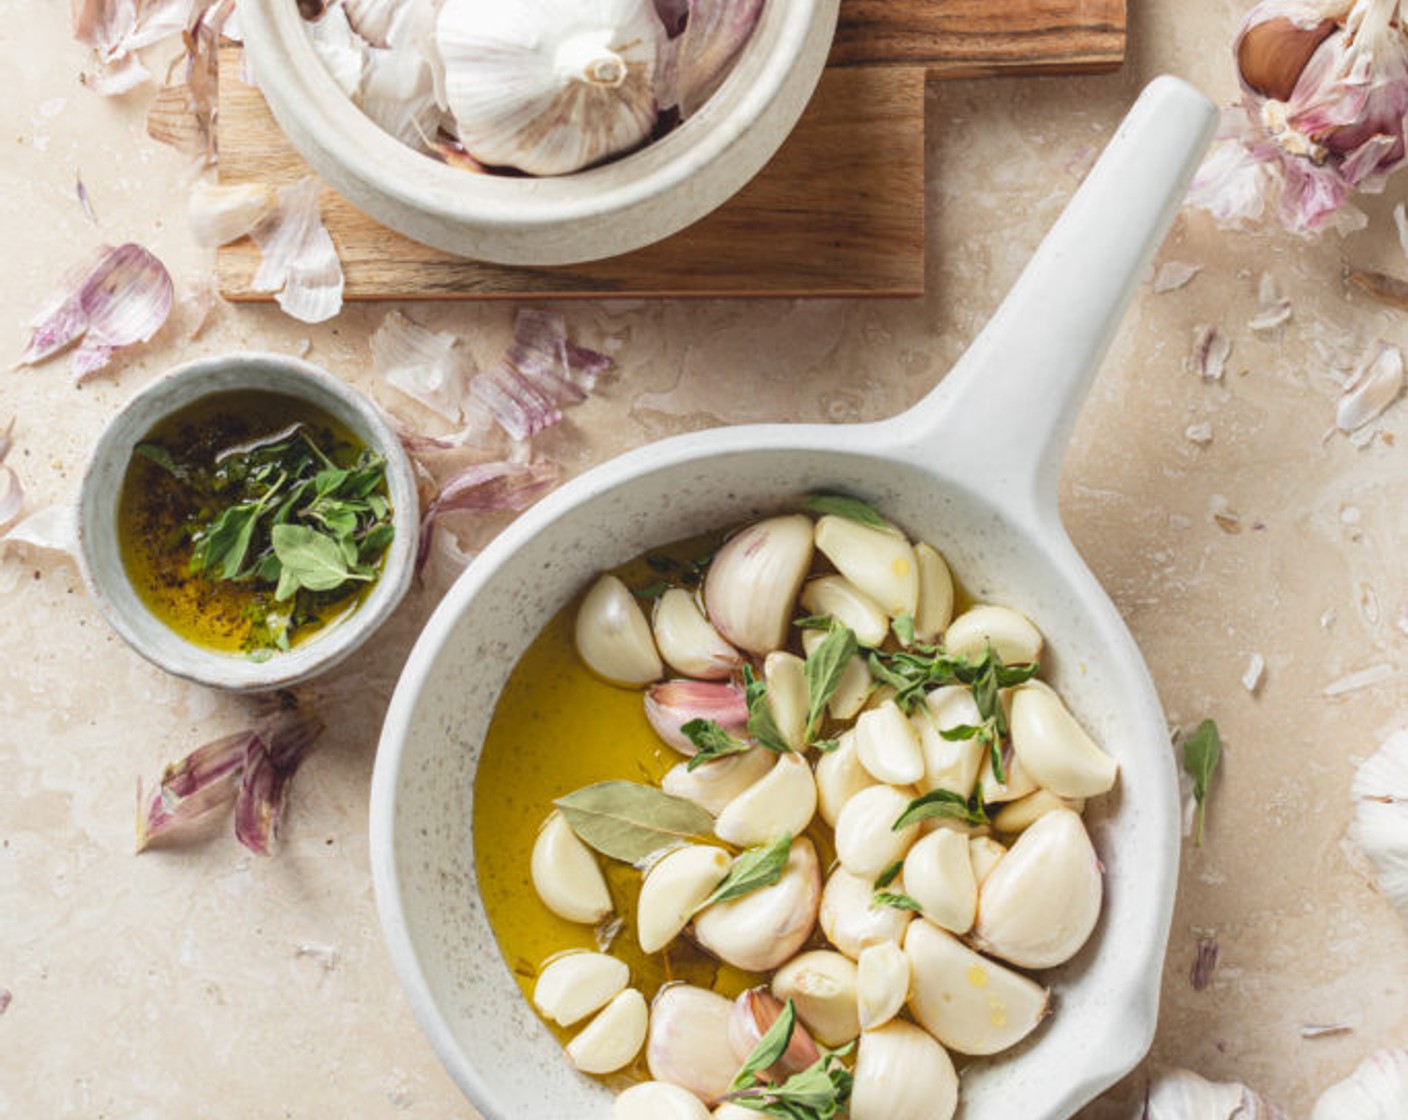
<box><xmin>78</xmin><ymin>353</ymin><xmax>419</xmax><ymax>692</ymax></box>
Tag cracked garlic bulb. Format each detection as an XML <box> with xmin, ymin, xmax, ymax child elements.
<box><xmin>435</xmin><ymin>0</ymin><xmax>664</xmax><ymax>175</ymax></box>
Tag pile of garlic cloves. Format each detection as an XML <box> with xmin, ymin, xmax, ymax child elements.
<box><xmin>527</xmin><ymin>499</ymin><xmax>1121</xmax><ymax>1120</ymax></box>
<box><xmin>300</xmin><ymin>0</ymin><xmax>763</xmax><ymax>176</ymax></box>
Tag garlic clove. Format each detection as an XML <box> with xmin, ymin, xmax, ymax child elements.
<box><xmin>799</xmin><ymin>575</ymin><xmax>890</xmax><ymax>648</ymax></box>
<box><xmin>713</xmin><ymin>1106</ymin><xmax>764</xmax><ymax>1120</ymax></box>
<box><xmin>531</xmin><ymin>811</ymin><xmax>613</xmax><ymax>924</ymax></box>
<box><xmin>991</xmin><ymin>787</ymin><xmax>1085</xmax><ymax>834</ymax></box>
<box><xmin>903</xmin><ymin>829</ymin><xmax>978</xmax><ymax>935</ymax></box>
<box><xmin>575</xmin><ymin>574</ymin><xmax>664</xmax><ymax>687</ymax></box>
<box><xmin>763</xmin><ymin>651</ymin><xmax>809</xmax><ymax>751</ymax></box>
<box><xmin>813</xmin><ymin>514</ymin><xmax>919</xmax><ymax>619</ymax></box>
<box><xmin>770</xmin><ymin>949</ymin><xmax>861</xmax><ymax>1048</ymax></box>
<box><xmin>661</xmin><ymin>748</ymin><xmax>774</xmax><ymax>816</ymax></box>
<box><xmin>1310</xmin><ymin>1048</ymin><xmax>1408</xmax><ymax>1120</ymax></box>
<box><xmin>971</xmin><ymin>808</ymin><xmax>1102</xmax><ymax>969</ymax></box>
<box><xmin>968</xmin><ymin>835</ymin><xmax>1008</xmax><ymax>886</ymax></box>
<box><xmin>814</xmin><ymin>729</ymin><xmax>879</xmax><ymax>828</ymax></box>
<box><xmin>436</xmin><ymin>0</ymin><xmax>664</xmax><ymax>176</ymax></box>
<box><xmin>713</xmin><ymin>753</ymin><xmax>817</xmax><ymax>848</ymax></box>
<box><xmin>976</xmin><ymin>744</ymin><xmax>1039</xmax><ymax>805</ymax></box>
<box><xmin>533</xmin><ymin>950</ymin><xmax>629</xmax><ymax>1026</ymax></box>
<box><xmin>850</xmin><ymin>1019</ymin><xmax>959</xmax><ymax>1120</ymax></box>
<box><xmin>652</xmin><ymin>588</ymin><xmax>743</xmax><ymax>680</ymax></box>
<box><xmin>904</xmin><ymin>920</ymin><xmax>1049</xmax><ymax>1056</ymax></box>
<box><xmin>1008</xmin><ymin>685</ymin><xmax>1118</xmax><ymax>798</ymax></box>
<box><xmin>188</xmin><ymin>180</ymin><xmax>276</xmax><ymax>248</ymax></box>
<box><xmin>613</xmin><ymin>1081</ymin><xmax>713</xmax><ymax>1120</ymax></box>
<box><xmin>726</xmin><ymin>988</ymin><xmax>820</xmax><ymax>1075</ymax></box>
<box><xmin>854</xmin><ymin>700</ymin><xmax>926</xmax><ymax>786</ymax></box>
<box><xmin>856</xmin><ymin>941</ymin><xmax>910</xmax><ymax>1031</ymax></box>
<box><xmin>693</xmin><ymin>837</ymin><xmax>821</xmax><ymax>972</ymax></box>
<box><xmin>943</xmin><ymin>605</ymin><xmax>1044</xmax><ymax>666</ymax></box>
<box><xmin>912</xmin><ymin>542</ymin><xmax>955</xmax><ymax>644</ymax></box>
<box><xmin>645</xmin><ymin>679</ymin><xmax>749</xmax><ymax>755</ymax></box>
<box><xmin>912</xmin><ymin>686</ymin><xmax>986</xmax><ymax>798</ymax></box>
<box><xmin>565</xmin><ymin>987</ymin><xmax>649</xmax><ymax>1074</ymax></box>
<box><xmin>645</xmin><ymin>984</ymin><xmax>739</xmax><ymax>1105</ymax></box>
<box><xmin>637</xmin><ymin>844</ymin><xmax>732</xmax><ymax>954</ymax></box>
<box><xmin>819</xmin><ymin>865</ymin><xmax>913</xmax><ymax>961</ymax></box>
<box><xmin>834</xmin><ymin>784</ymin><xmax>920</xmax><ymax>879</ymax></box>
<box><xmin>802</xmin><ymin>628</ymin><xmax>873</xmax><ymax>720</ymax></box>
<box><xmin>703</xmin><ymin>514</ymin><xmax>815</xmax><ymax>656</ymax></box>
<box><xmin>1235</xmin><ymin>8</ymin><xmax>1337</xmax><ymax>103</ymax></box>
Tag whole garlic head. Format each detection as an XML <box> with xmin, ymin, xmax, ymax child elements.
<box><xmin>436</xmin><ymin>0</ymin><xmax>663</xmax><ymax>176</ymax></box>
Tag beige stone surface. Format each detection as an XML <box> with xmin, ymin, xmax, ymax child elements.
<box><xmin>1</xmin><ymin>0</ymin><xmax>1405</xmax><ymax>1116</ymax></box>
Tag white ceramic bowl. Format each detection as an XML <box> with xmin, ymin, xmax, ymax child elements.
<box><xmin>238</xmin><ymin>0</ymin><xmax>841</xmax><ymax>265</ymax></box>
<box><xmin>371</xmin><ymin>79</ymin><xmax>1217</xmax><ymax>1119</ymax></box>
<box><xmin>77</xmin><ymin>352</ymin><xmax>419</xmax><ymax>693</ymax></box>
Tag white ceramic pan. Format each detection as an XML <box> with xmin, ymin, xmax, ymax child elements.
<box><xmin>371</xmin><ymin>76</ymin><xmax>1218</xmax><ymax>1120</ymax></box>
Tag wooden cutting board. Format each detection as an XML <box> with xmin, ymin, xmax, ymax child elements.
<box><xmin>217</xmin><ymin>0</ymin><xmax>1125</xmax><ymax>302</ymax></box>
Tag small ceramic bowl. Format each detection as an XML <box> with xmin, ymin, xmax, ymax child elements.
<box><xmin>237</xmin><ymin>0</ymin><xmax>841</xmax><ymax>265</ymax></box>
<box><xmin>77</xmin><ymin>352</ymin><xmax>419</xmax><ymax>692</ymax></box>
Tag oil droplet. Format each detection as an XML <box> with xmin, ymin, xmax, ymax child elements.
<box><xmin>966</xmin><ymin>964</ymin><xmax>988</xmax><ymax>988</ymax></box>
<box><xmin>892</xmin><ymin>558</ymin><xmax>912</xmax><ymax>578</ymax></box>
<box><xmin>987</xmin><ymin>997</ymin><xmax>1007</xmax><ymax>1028</ymax></box>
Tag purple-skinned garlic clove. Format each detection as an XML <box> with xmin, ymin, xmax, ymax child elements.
<box><xmin>645</xmin><ymin>679</ymin><xmax>748</xmax><ymax>754</ymax></box>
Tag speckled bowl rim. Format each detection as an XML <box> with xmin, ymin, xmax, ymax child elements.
<box><xmin>76</xmin><ymin>353</ymin><xmax>419</xmax><ymax>693</ymax></box>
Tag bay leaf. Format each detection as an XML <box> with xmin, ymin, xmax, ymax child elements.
<box><xmin>554</xmin><ymin>780</ymin><xmax>715</xmax><ymax>864</ymax></box>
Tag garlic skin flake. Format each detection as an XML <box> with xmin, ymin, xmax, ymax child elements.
<box><xmin>533</xmin><ymin>950</ymin><xmax>629</xmax><ymax>1027</ymax></box>
<box><xmin>436</xmin><ymin>0</ymin><xmax>663</xmax><ymax>175</ymax></box>
<box><xmin>188</xmin><ymin>179</ymin><xmax>275</xmax><ymax>247</ymax></box>
<box><xmin>850</xmin><ymin>1019</ymin><xmax>959</xmax><ymax>1120</ymax></box>
<box><xmin>250</xmin><ymin>178</ymin><xmax>345</xmax><ymax>325</ymax></box>
<box><xmin>1350</xmin><ymin>727</ymin><xmax>1408</xmax><ymax>921</ymax></box>
<box><xmin>566</xmin><ymin>987</ymin><xmax>649</xmax><ymax>1074</ymax></box>
<box><xmin>575</xmin><ymin>574</ymin><xmax>663</xmax><ymax>687</ymax></box>
<box><xmin>1336</xmin><ymin>341</ymin><xmax>1405</xmax><ymax>434</ymax></box>
<box><xmin>1311</xmin><ymin>1049</ymin><xmax>1408</xmax><ymax>1120</ymax></box>
<box><xmin>531</xmin><ymin>811</ymin><xmax>613</xmax><ymax>924</ymax></box>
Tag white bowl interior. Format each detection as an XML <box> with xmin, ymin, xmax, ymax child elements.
<box><xmin>77</xmin><ymin>354</ymin><xmax>420</xmax><ymax>692</ymax></box>
<box><xmin>374</xmin><ymin>438</ymin><xmax>1177</xmax><ymax>1120</ymax></box>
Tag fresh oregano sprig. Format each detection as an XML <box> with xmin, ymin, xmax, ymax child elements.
<box><xmin>1182</xmin><ymin>718</ymin><xmax>1223</xmax><ymax>847</ymax></box>
<box><xmin>725</xmin><ymin>998</ymin><xmax>854</xmax><ymax>1120</ymax></box>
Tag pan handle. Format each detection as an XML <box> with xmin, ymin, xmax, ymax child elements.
<box><xmin>883</xmin><ymin>76</ymin><xmax>1217</xmax><ymax>520</ymax></box>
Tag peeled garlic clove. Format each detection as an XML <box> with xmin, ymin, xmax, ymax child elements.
<box><xmin>575</xmin><ymin>574</ymin><xmax>663</xmax><ymax>687</ymax></box>
<box><xmin>903</xmin><ymin>829</ymin><xmax>977</xmax><ymax>935</ymax></box>
<box><xmin>912</xmin><ymin>686</ymin><xmax>986</xmax><ymax>798</ymax></box>
<box><xmin>645</xmin><ymin>679</ymin><xmax>748</xmax><ymax>755</ymax></box>
<box><xmin>834</xmin><ymin>784</ymin><xmax>920</xmax><ymax>879</ymax></box>
<box><xmin>904</xmin><ymin>920</ymin><xmax>1049</xmax><ymax>1056</ymax></box>
<box><xmin>188</xmin><ymin>180</ymin><xmax>275</xmax><ymax>248</ymax></box>
<box><xmin>855</xmin><ymin>700</ymin><xmax>925</xmax><ymax>786</ymax></box>
<box><xmin>714</xmin><ymin>753</ymin><xmax>817</xmax><ymax>847</ymax></box>
<box><xmin>703</xmin><ymin>514</ymin><xmax>815</xmax><ymax>656</ymax></box>
<box><xmin>912</xmin><ymin>542</ymin><xmax>955</xmax><ymax>644</ymax></box>
<box><xmin>1310</xmin><ymin>1048</ymin><xmax>1408</xmax><ymax>1120</ymax></box>
<box><xmin>799</xmin><ymin>575</ymin><xmax>889</xmax><ymax>648</ymax></box>
<box><xmin>819</xmin><ymin>866</ymin><xmax>912</xmax><ymax>961</ymax></box>
<box><xmin>531</xmin><ymin>811</ymin><xmax>613</xmax><ymax>924</ymax></box>
<box><xmin>813</xmin><ymin>514</ymin><xmax>919</xmax><ymax>618</ymax></box>
<box><xmin>802</xmin><ymin>628</ymin><xmax>873</xmax><ymax>720</ymax></box>
<box><xmin>614</xmin><ymin>1081</ymin><xmax>712</xmax><ymax>1120</ymax></box>
<box><xmin>991</xmin><ymin>787</ymin><xmax>1085</xmax><ymax>834</ymax></box>
<box><xmin>533</xmin><ymin>950</ymin><xmax>629</xmax><ymax>1026</ymax></box>
<box><xmin>662</xmin><ymin>748</ymin><xmax>774</xmax><ymax>816</ymax></box>
<box><xmin>652</xmin><ymin>588</ymin><xmax>743</xmax><ymax>680</ymax></box>
<box><xmin>763</xmin><ymin>651</ymin><xmax>809</xmax><ymax>751</ymax></box>
<box><xmin>436</xmin><ymin>0</ymin><xmax>663</xmax><ymax>176</ymax></box>
<box><xmin>713</xmin><ymin>1106</ymin><xmax>763</xmax><ymax>1120</ymax></box>
<box><xmin>1009</xmin><ymin>685</ymin><xmax>1117</xmax><ymax>798</ymax></box>
<box><xmin>968</xmin><ymin>835</ymin><xmax>1007</xmax><ymax>886</ymax></box>
<box><xmin>770</xmin><ymin>949</ymin><xmax>861</xmax><ymax>1048</ymax></box>
<box><xmin>727</xmin><ymin>988</ymin><xmax>820</xmax><ymax>1075</ymax></box>
<box><xmin>646</xmin><ymin>985</ymin><xmax>739</xmax><ymax>1104</ymax></box>
<box><xmin>815</xmin><ymin>729</ymin><xmax>879</xmax><ymax>827</ymax></box>
<box><xmin>565</xmin><ymin>987</ymin><xmax>648</xmax><ymax>1074</ymax></box>
<box><xmin>637</xmin><ymin>844</ymin><xmax>732</xmax><ymax>954</ymax></box>
<box><xmin>971</xmin><ymin>807</ymin><xmax>1102</xmax><ymax>969</ymax></box>
<box><xmin>693</xmin><ymin>837</ymin><xmax>821</xmax><ymax>972</ymax></box>
<box><xmin>976</xmin><ymin>744</ymin><xmax>1039</xmax><ymax>805</ymax></box>
<box><xmin>943</xmin><ymin>604</ymin><xmax>1043</xmax><ymax>665</ymax></box>
<box><xmin>856</xmin><ymin>941</ymin><xmax>910</xmax><ymax>1031</ymax></box>
<box><xmin>850</xmin><ymin>1018</ymin><xmax>958</xmax><ymax>1120</ymax></box>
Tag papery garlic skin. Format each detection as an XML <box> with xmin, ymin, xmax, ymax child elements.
<box><xmin>819</xmin><ymin>866</ymin><xmax>913</xmax><ymax>960</ymax></box>
<box><xmin>652</xmin><ymin>589</ymin><xmax>743</xmax><ymax>680</ymax></box>
<box><xmin>693</xmin><ymin>837</ymin><xmax>821</xmax><ymax>972</ymax></box>
<box><xmin>188</xmin><ymin>180</ymin><xmax>276</xmax><ymax>247</ymax></box>
<box><xmin>1310</xmin><ymin>1048</ymin><xmax>1408</xmax><ymax>1120</ymax></box>
<box><xmin>636</xmin><ymin>844</ymin><xmax>732</xmax><ymax>953</ymax></box>
<box><xmin>850</xmin><ymin>1019</ymin><xmax>959</xmax><ymax>1120</ymax></box>
<box><xmin>855</xmin><ymin>940</ymin><xmax>910</xmax><ymax>1031</ymax></box>
<box><xmin>531</xmin><ymin>811</ymin><xmax>613</xmax><ymax>924</ymax></box>
<box><xmin>662</xmin><ymin>748</ymin><xmax>773</xmax><ymax>816</ymax></box>
<box><xmin>703</xmin><ymin>514</ymin><xmax>815</xmax><ymax>656</ymax></box>
<box><xmin>813</xmin><ymin>515</ymin><xmax>919</xmax><ymax>619</ymax></box>
<box><xmin>576</xmin><ymin>574</ymin><xmax>663</xmax><ymax>686</ymax></box>
<box><xmin>1350</xmin><ymin>728</ymin><xmax>1408</xmax><ymax>921</ymax></box>
<box><xmin>713</xmin><ymin>752</ymin><xmax>817</xmax><ymax>847</ymax></box>
<box><xmin>646</xmin><ymin>985</ymin><xmax>739</xmax><ymax>1105</ymax></box>
<box><xmin>533</xmin><ymin>950</ymin><xmax>629</xmax><ymax>1026</ymax></box>
<box><xmin>771</xmin><ymin>950</ymin><xmax>861</xmax><ymax>1047</ymax></box>
<box><xmin>566</xmin><ymin>987</ymin><xmax>649</xmax><ymax>1074</ymax></box>
<box><xmin>436</xmin><ymin>0</ymin><xmax>663</xmax><ymax>176</ymax></box>
<box><xmin>614</xmin><ymin>1081</ymin><xmax>713</xmax><ymax>1120</ymax></box>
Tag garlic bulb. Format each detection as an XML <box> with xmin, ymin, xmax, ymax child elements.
<box><xmin>533</xmin><ymin>950</ymin><xmax>629</xmax><ymax>1026</ymax></box>
<box><xmin>436</xmin><ymin>0</ymin><xmax>664</xmax><ymax>176</ymax></box>
<box><xmin>575</xmin><ymin>574</ymin><xmax>663</xmax><ymax>687</ymax></box>
<box><xmin>1311</xmin><ymin>1049</ymin><xmax>1408</xmax><ymax>1120</ymax></box>
<box><xmin>566</xmin><ymin>987</ymin><xmax>649</xmax><ymax>1074</ymax></box>
<box><xmin>645</xmin><ymin>985</ymin><xmax>739</xmax><ymax>1105</ymax></box>
<box><xmin>531</xmin><ymin>811</ymin><xmax>613</xmax><ymax>924</ymax></box>
<box><xmin>1350</xmin><ymin>727</ymin><xmax>1408</xmax><ymax>921</ymax></box>
<box><xmin>703</xmin><ymin>514</ymin><xmax>815</xmax><ymax>656</ymax></box>
<box><xmin>771</xmin><ymin>950</ymin><xmax>861</xmax><ymax>1047</ymax></box>
<box><xmin>652</xmin><ymin>588</ymin><xmax>742</xmax><ymax>680</ymax></box>
<box><xmin>850</xmin><ymin>1019</ymin><xmax>959</xmax><ymax>1120</ymax></box>
<box><xmin>1145</xmin><ymin>1066</ymin><xmax>1290</xmax><ymax>1120</ymax></box>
